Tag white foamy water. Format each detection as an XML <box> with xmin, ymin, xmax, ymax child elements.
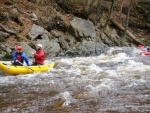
<box><xmin>0</xmin><ymin>47</ymin><xmax>150</xmax><ymax>113</ymax></box>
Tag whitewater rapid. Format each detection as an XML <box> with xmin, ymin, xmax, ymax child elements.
<box><xmin>0</xmin><ymin>47</ymin><xmax>150</xmax><ymax>113</ymax></box>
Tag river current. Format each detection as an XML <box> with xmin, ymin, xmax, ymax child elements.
<box><xmin>0</xmin><ymin>47</ymin><xmax>150</xmax><ymax>113</ymax></box>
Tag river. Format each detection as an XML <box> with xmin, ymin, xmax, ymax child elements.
<box><xmin>0</xmin><ymin>47</ymin><xmax>150</xmax><ymax>113</ymax></box>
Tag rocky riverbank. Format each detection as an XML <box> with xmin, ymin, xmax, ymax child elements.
<box><xmin>0</xmin><ymin>0</ymin><xmax>149</xmax><ymax>60</ymax></box>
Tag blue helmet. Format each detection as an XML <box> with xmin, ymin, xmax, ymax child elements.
<box><xmin>147</xmin><ymin>48</ymin><xmax>150</xmax><ymax>51</ymax></box>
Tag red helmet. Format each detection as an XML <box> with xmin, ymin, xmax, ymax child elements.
<box><xmin>138</xmin><ymin>44</ymin><xmax>144</xmax><ymax>48</ymax></box>
<box><xmin>15</xmin><ymin>46</ymin><xmax>22</xmax><ymax>51</ymax></box>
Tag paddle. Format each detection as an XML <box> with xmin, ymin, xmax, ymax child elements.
<box><xmin>17</xmin><ymin>61</ymin><xmax>35</xmax><ymax>72</ymax></box>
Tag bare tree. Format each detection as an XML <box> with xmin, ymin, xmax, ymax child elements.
<box><xmin>122</xmin><ymin>0</ymin><xmax>133</xmax><ymax>39</ymax></box>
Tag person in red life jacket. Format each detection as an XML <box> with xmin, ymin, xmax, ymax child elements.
<box><xmin>140</xmin><ymin>47</ymin><xmax>150</xmax><ymax>56</ymax></box>
<box><xmin>31</xmin><ymin>44</ymin><xmax>45</xmax><ymax>65</ymax></box>
<box><xmin>12</xmin><ymin>46</ymin><xmax>30</xmax><ymax>66</ymax></box>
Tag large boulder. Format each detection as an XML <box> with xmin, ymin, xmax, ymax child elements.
<box><xmin>20</xmin><ymin>43</ymin><xmax>36</xmax><ymax>58</ymax></box>
<box><xmin>27</xmin><ymin>24</ymin><xmax>49</xmax><ymax>40</ymax></box>
<box><xmin>70</xmin><ymin>17</ymin><xmax>96</xmax><ymax>38</ymax></box>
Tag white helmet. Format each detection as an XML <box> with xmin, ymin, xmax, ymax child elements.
<box><xmin>37</xmin><ymin>44</ymin><xmax>42</xmax><ymax>48</ymax></box>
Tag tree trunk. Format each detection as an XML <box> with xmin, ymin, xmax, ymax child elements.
<box><xmin>104</xmin><ymin>0</ymin><xmax>115</xmax><ymax>27</ymax></box>
<box><xmin>122</xmin><ymin>0</ymin><xmax>133</xmax><ymax>39</ymax></box>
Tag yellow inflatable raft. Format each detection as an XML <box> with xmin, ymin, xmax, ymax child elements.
<box><xmin>0</xmin><ymin>62</ymin><xmax>56</xmax><ymax>75</ymax></box>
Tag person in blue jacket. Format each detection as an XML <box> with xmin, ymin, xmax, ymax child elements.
<box><xmin>12</xmin><ymin>46</ymin><xmax>30</xmax><ymax>66</ymax></box>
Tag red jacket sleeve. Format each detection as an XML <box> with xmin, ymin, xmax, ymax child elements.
<box><xmin>34</xmin><ymin>50</ymin><xmax>45</xmax><ymax>59</ymax></box>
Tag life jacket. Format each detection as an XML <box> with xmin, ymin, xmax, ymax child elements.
<box><xmin>34</xmin><ymin>49</ymin><xmax>45</xmax><ymax>64</ymax></box>
<box><xmin>16</xmin><ymin>52</ymin><xmax>23</xmax><ymax>63</ymax></box>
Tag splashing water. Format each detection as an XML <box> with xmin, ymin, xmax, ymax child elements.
<box><xmin>0</xmin><ymin>47</ymin><xmax>150</xmax><ymax>113</ymax></box>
